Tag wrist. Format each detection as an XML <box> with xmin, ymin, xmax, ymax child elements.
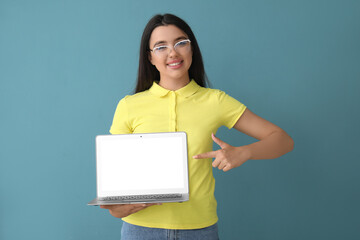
<box><xmin>240</xmin><ymin>145</ymin><xmax>252</xmax><ymax>161</ymax></box>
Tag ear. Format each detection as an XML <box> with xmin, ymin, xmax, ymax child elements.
<box><xmin>148</xmin><ymin>52</ymin><xmax>154</xmax><ymax>65</ymax></box>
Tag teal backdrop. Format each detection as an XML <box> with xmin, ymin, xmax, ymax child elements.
<box><xmin>1</xmin><ymin>0</ymin><xmax>359</xmax><ymax>239</ymax></box>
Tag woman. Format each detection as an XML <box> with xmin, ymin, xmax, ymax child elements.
<box><xmin>101</xmin><ymin>13</ymin><xmax>294</xmax><ymax>240</ymax></box>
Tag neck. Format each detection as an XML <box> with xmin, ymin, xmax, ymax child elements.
<box><xmin>158</xmin><ymin>76</ymin><xmax>190</xmax><ymax>91</ymax></box>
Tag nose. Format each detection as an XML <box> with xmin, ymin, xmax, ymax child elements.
<box><xmin>168</xmin><ymin>46</ymin><xmax>178</xmax><ymax>58</ymax></box>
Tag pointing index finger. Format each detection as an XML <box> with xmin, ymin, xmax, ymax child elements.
<box><xmin>193</xmin><ymin>151</ymin><xmax>217</xmax><ymax>159</ymax></box>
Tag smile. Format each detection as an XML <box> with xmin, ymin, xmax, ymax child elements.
<box><xmin>168</xmin><ymin>62</ymin><xmax>182</xmax><ymax>66</ymax></box>
<box><xmin>167</xmin><ymin>60</ymin><xmax>184</xmax><ymax>68</ymax></box>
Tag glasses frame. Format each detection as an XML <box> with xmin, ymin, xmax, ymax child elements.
<box><xmin>149</xmin><ymin>39</ymin><xmax>191</xmax><ymax>57</ymax></box>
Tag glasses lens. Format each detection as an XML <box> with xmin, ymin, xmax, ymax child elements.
<box><xmin>154</xmin><ymin>46</ymin><xmax>169</xmax><ymax>56</ymax></box>
<box><xmin>174</xmin><ymin>40</ymin><xmax>190</xmax><ymax>53</ymax></box>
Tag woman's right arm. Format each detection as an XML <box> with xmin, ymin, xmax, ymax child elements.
<box><xmin>100</xmin><ymin>203</ymin><xmax>161</xmax><ymax>218</ymax></box>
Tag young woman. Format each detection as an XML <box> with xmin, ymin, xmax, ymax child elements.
<box><xmin>101</xmin><ymin>13</ymin><xmax>294</xmax><ymax>240</ymax></box>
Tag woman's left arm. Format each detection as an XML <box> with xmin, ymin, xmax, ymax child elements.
<box><xmin>193</xmin><ymin>108</ymin><xmax>294</xmax><ymax>171</ymax></box>
<box><xmin>233</xmin><ymin>108</ymin><xmax>294</xmax><ymax>160</ymax></box>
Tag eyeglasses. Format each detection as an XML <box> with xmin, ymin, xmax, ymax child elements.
<box><xmin>150</xmin><ymin>39</ymin><xmax>191</xmax><ymax>57</ymax></box>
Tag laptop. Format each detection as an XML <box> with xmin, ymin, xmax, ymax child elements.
<box><xmin>88</xmin><ymin>132</ymin><xmax>189</xmax><ymax>205</ymax></box>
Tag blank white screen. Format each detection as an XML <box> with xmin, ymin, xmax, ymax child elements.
<box><xmin>97</xmin><ymin>135</ymin><xmax>184</xmax><ymax>194</ymax></box>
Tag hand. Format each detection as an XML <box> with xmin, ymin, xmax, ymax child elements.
<box><xmin>100</xmin><ymin>203</ymin><xmax>161</xmax><ymax>218</ymax></box>
<box><xmin>193</xmin><ymin>133</ymin><xmax>251</xmax><ymax>172</ymax></box>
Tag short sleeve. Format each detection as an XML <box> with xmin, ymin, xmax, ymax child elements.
<box><xmin>109</xmin><ymin>97</ymin><xmax>132</xmax><ymax>134</ymax></box>
<box><xmin>217</xmin><ymin>90</ymin><xmax>247</xmax><ymax>129</ymax></box>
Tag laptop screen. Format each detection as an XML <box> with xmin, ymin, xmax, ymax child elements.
<box><xmin>96</xmin><ymin>133</ymin><xmax>188</xmax><ymax>197</ymax></box>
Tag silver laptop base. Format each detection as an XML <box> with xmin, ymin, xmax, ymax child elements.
<box><xmin>88</xmin><ymin>193</ymin><xmax>188</xmax><ymax>206</ymax></box>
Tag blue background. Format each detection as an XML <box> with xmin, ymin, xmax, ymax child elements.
<box><xmin>1</xmin><ymin>0</ymin><xmax>359</xmax><ymax>239</ymax></box>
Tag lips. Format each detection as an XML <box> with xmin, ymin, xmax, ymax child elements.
<box><xmin>167</xmin><ymin>60</ymin><xmax>183</xmax><ymax>69</ymax></box>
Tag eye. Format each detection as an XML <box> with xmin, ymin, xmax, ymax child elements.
<box><xmin>176</xmin><ymin>41</ymin><xmax>188</xmax><ymax>47</ymax></box>
<box><xmin>175</xmin><ymin>40</ymin><xmax>188</xmax><ymax>47</ymax></box>
<box><xmin>154</xmin><ymin>46</ymin><xmax>168</xmax><ymax>52</ymax></box>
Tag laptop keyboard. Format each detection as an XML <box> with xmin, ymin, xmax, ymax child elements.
<box><xmin>100</xmin><ymin>194</ymin><xmax>182</xmax><ymax>201</ymax></box>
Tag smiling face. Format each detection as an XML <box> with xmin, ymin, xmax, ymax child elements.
<box><xmin>148</xmin><ymin>25</ymin><xmax>193</xmax><ymax>85</ymax></box>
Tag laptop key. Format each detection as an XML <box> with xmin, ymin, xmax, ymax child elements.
<box><xmin>100</xmin><ymin>194</ymin><xmax>182</xmax><ymax>201</ymax></box>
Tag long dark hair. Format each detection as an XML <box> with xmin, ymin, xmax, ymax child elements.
<box><xmin>134</xmin><ymin>13</ymin><xmax>209</xmax><ymax>93</ymax></box>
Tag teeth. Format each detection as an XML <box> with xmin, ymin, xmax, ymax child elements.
<box><xmin>168</xmin><ymin>62</ymin><xmax>181</xmax><ymax>66</ymax></box>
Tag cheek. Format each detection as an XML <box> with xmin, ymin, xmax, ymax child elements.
<box><xmin>154</xmin><ymin>61</ymin><xmax>166</xmax><ymax>69</ymax></box>
<box><xmin>186</xmin><ymin>56</ymin><xmax>193</xmax><ymax>68</ymax></box>
<box><xmin>187</xmin><ymin>50</ymin><xmax>193</xmax><ymax>65</ymax></box>
<box><xmin>152</xmin><ymin>60</ymin><xmax>166</xmax><ymax>73</ymax></box>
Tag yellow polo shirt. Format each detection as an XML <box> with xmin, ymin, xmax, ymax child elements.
<box><xmin>109</xmin><ymin>79</ymin><xmax>246</xmax><ymax>229</ymax></box>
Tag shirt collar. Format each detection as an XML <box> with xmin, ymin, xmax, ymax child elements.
<box><xmin>149</xmin><ymin>79</ymin><xmax>201</xmax><ymax>98</ymax></box>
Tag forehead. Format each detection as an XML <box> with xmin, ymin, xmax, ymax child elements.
<box><xmin>149</xmin><ymin>25</ymin><xmax>188</xmax><ymax>46</ymax></box>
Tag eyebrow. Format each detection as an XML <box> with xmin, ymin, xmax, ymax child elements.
<box><xmin>153</xmin><ymin>36</ymin><xmax>188</xmax><ymax>47</ymax></box>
